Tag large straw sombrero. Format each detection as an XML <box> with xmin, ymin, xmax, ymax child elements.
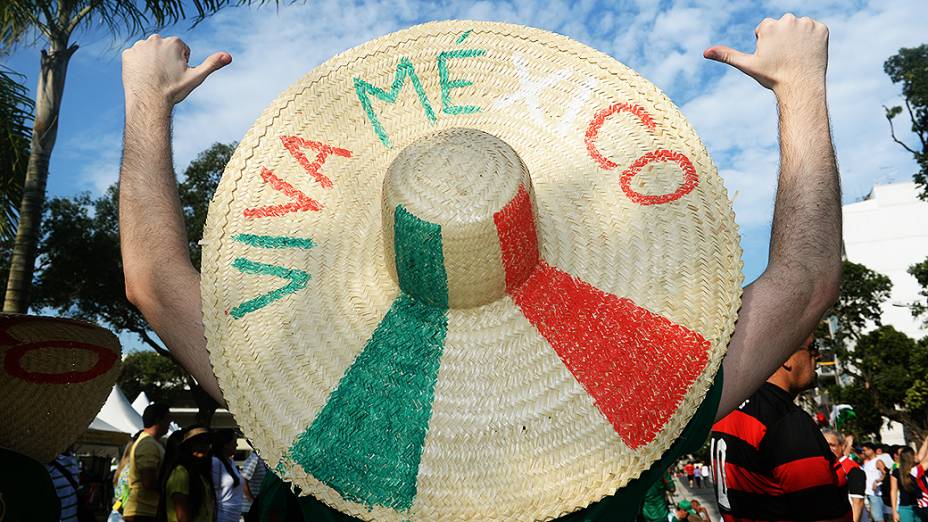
<box><xmin>0</xmin><ymin>314</ymin><xmax>121</xmax><ymax>463</ymax></box>
<box><xmin>202</xmin><ymin>20</ymin><xmax>742</xmax><ymax>520</ymax></box>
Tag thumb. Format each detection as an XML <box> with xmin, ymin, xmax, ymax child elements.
<box><xmin>704</xmin><ymin>45</ymin><xmax>754</xmax><ymax>73</ymax></box>
<box><xmin>187</xmin><ymin>51</ymin><xmax>232</xmax><ymax>88</ymax></box>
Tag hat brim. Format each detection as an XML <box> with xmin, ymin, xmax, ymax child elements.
<box><xmin>0</xmin><ymin>314</ymin><xmax>121</xmax><ymax>462</ymax></box>
<box><xmin>202</xmin><ymin>20</ymin><xmax>742</xmax><ymax>520</ymax></box>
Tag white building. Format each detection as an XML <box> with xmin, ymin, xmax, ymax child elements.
<box><xmin>841</xmin><ymin>181</ymin><xmax>928</xmax><ymax>444</ymax></box>
<box><xmin>843</xmin><ymin>181</ymin><xmax>928</xmax><ymax>341</ymax></box>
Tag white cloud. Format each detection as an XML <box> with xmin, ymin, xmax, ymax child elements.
<box><xmin>58</xmin><ymin>0</ymin><xmax>925</xmax><ymax>277</ymax></box>
<box><xmin>678</xmin><ymin>0</ymin><xmax>927</xmax><ymax>228</ymax></box>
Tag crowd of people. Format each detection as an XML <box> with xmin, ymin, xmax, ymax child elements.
<box><xmin>108</xmin><ymin>404</ymin><xmax>268</xmax><ymax>522</ymax></box>
<box><xmin>679</xmin><ymin>462</ymin><xmax>712</xmax><ymax>489</ymax></box>
<box><xmin>840</xmin><ymin>437</ymin><xmax>928</xmax><ymax>522</ymax></box>
<box><xmin>704</xmin><ymin>334</ymin><xmax>928</xmax><ymax>522</ymax></box>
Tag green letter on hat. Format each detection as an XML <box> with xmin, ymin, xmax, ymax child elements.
<box><xmin>354</xmin><ymin>58</ymin><xmax>437</xmax><ymax>148</ymax></box>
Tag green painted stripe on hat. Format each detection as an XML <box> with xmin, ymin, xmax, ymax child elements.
<box><xmin>393</xmin><ymin>205</ymin><xmax>448</xmax><ymax>308</ymax></box>
<box><xmin>283</xmin><ymin>205</ymin><xmax>448</xmax><ymax>511</ymax></box>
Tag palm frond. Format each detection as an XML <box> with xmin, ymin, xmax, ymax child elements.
<box><xmin>0</xmin><ymin>65</ymin><xmax>34</xmax><ymax>242</ymax></box>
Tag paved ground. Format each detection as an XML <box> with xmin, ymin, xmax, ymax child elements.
<box><xmin>673</xmin><ymin>478</ymin><xmax>721</xmax><ymax>521</ymax></box>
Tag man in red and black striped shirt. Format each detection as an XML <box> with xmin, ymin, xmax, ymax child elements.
<box><xmin>710</xmin><ymin>336</ymin><xmax>850</xmax><ymax>521</ymax></box>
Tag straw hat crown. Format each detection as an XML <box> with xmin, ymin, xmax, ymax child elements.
<box><xmin>383</xmin><ymin>128</ymin><xmax>535</xmax><ymax>309</ymax></box>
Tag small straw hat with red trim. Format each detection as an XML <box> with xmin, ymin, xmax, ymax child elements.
<box><xmin>201</xmin><ymin>20</ymin><xmax>742</xmax><ymax>521</ymax></box>
<box><xmin>0</xmin><ymin>314</ymin><xmax>121</xmax><ymax>463</ymax></box>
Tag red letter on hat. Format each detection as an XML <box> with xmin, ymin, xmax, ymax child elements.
<box><xmin>585</xmin><ymin>103</ymin><xmax>699</xmax><ymax>206</ymax></box>
<box><xmin>244</xmin><ymin>167</ymin><xmax>322</xmax><ymax>219</ymax></box>
<box><xmin>280</xmin><ymin>136</ymin><xmax>352</xmax><ymax>189</ymax></box>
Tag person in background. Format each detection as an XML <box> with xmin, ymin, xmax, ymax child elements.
<box><xmin>159</xmin><ymin>426</ymin><xmax>215</xmax><ymax>522</ymax></box>
<box><xmin>241</xmin><ymin>451</ymin><xmax>269</xmax><ymax>516</ymax></box>
<box><xmin>639</xmin><ymin>467</ymin><xmax>676</xmax><ymax>522</ymax></box>
<box><xmin>690</xmin><ymin>499</ymin><xmax>711</xmax><ymax>522</ymax></box>
<box><xmin>675</xmin><ymin>501</ymin><xmax>703</xmax><ymax>522</ymax></box>
<box><xmin>46</xmin><ymin>450</ymin><xmax>81</xmax><ymax>522</ymax></box>
<box><xmin>700</xmin><ymin>463</ymin><xmax>711</xmax><ymax>487</ymax></box>
<box><xmin>684</xmin><ymin>461</ymin><xmax>695</xmax><ymax>488</ymax></box>
<box><xmin>890</xmin><ymin>447</ymin><xmax>927</xmax><ymax>522</ymax></box>
<box><xmin>880</xmin><ymin>445</ymin><xmax>908</xmax><ymax>522</ymax></box>
<box><xmin>863</xmin><ymin>442</ymin><xmax>893</xmax><ymax>522</ymax></box>
<box><xmin>110</xmin><ymin>431</ymin><xmax>143</xmax><ymax>522</ymax></box>
<box><xmin>710</xmin><ymin>335</ymin><xmax>850</xmax><ymax>520</ymax></box>
<box><xmin>890</xmin><ymin>435</ymin><xmax>928</xmax><ymax>522</ymax></box>
<box><xmin>125</xmin><ymin>403</ymin><xmax>171</xmax><ymax>522</ymax></box>
<box><xmin>694</xmin><ymin>463</ymin><xmax>703</xmax><ymax>488</ymax></box>
<box><xmin>211</xmin><ymin>429</ymin><xmax>244</xmax><ymax>522</ymax></box>
<box><xmin>824</xmin><ymin>428</ymin><xmax>866</xmax><ymax>522</ymax></box>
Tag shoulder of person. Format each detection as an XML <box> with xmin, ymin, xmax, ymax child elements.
<box><xmin>167</xmin><ymin>465</ymin><xmax>191</xmax><ymax>490</ymax></box>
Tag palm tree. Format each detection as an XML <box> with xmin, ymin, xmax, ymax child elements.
<box><xmin>0</xmin><ymin>0</ymin><xmax>267</xmax><ymax>313</ymax></box>
<box><xmin>0</xmin><ymin>65</ymin><xmax>33</xmax><ymax>303</ymax></box>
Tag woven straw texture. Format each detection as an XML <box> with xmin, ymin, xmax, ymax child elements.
<box><xmin>0</xmin><ymin>314</ymin><xmax>121</xmax><ymax>463</ymax></box>
<box><xmin>201</xmin><ymin>20</ymin><xmax>742</xmax><ymax>521</ymax></box>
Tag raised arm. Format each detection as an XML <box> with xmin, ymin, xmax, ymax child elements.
<box><xmin>706</xmin><ymin>14</ymin><xmax>841</xmax><ymax>419</ymax></box>
<box><xmin>917</xmin><ymin>433</ymin><xmax>928</xmax><ymax>464</ymax></box>
<box><xmin>119</xmin><ymin>35</ymin><xmax>231</xmax><ymax>404</ymax></box>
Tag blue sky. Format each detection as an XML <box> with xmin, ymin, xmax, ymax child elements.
<box><xmin>2</xmin><ymin>0</ymin><xmax>926</xmax><ymax>350</ymax></box>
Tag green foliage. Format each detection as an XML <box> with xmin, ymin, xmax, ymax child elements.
<box><xmin>817</xmin><ymin>260</ymin><xmax>892</xmax><ymax>355</ymax></box>
<box><xmin>1</xmin><ymin>0</ymin><xmax>274</xmax><ymax>54</ymax></box>
<box><xmin>0</xmin><ymin>65</ymin><xmax>33</xmax><ymax>242</ymax></box>
<box><xmin>910</xmin><ymin>259</ymin><xmax>928</xmax><ymax>325</ymax></box>
<box><xmin>179</xmin><ymin>142</ymin><xmax>236</xmax><ymax>270</ymax></box>
<box><xmin>884</xmin><ymin>44</ymin><xmax>928</xmax><ymax>199</ymax></box>
<box><xmin>833</xmin><ymin>326</ymin><xmax>928</xmax><ymax>440</ymax></box>
<box><xmin>817</xmin><ymin>261</ymin><xmax>893</xmax><ymax>439</ymax></box>
<box><xmin>118</xmin><ymin>350</ymin><xmax>189</xmax><ymax>406</ymax></box>
<box><xmin>32</xmin><ymin>143</ymin><xmax>234</xmax><ymax>406</ymax></box>
<box><xmin>32</xmin><ymin>187</ymin><xmax>153</xmax><ymax>341</ymax></box>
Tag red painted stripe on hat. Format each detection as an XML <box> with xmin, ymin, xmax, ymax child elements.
<box><xmin>712</xmin><ymin>410</ymin><xmax>768</xmax><ymax>450</ymax></box>
<box><xmin>494</xmin><ymin>187</ymin><xmax>710</xmax><ymax>448</ymax></box>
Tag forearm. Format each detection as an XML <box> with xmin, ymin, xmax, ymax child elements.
<box><xmin>121</xmin><ymin>101</ymin><xmax>191</xmax><ymax>289</ymax></box>
<box><xmin>918</xmin><ymin>435</ymin><xmax>928</xmax><ymax>462</ymax></box>
<box><xmin>768</xmin><ymin>83</ymin><xmax>842</xmax><ymax>319</ymax></box>
<box><xmin>119</xmin><ymin>101</ymin><xmax>224</xmax><ymax>404</ymax></box>
<box><xmin>891</xmin><ymin>478</ymin><xmax>899</xmax><ymax>511</ymax></box>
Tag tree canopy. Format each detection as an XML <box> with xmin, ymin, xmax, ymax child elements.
<box><xmin>884</xmin><ymin>44</ymin><xmax>928</xmax><ymax>199</ymax></box>
<box><xmin>910</xmin><ymin>259</ymin><xmax>928</xmax><ymax>327</ymax></box>
<box><xmin>817</xmin><ymin>260</ymin><xmax>928</xmax><ymax>439</ymax></box>
<box><xmin>831</xmin><ymin>326</ymin><xmax>928</xmax><ymax>440</ymax></box>
<box><xmin>2</xmin><ymin>0</ymin><xmax>273</xmax><ymax>313</ymax></box>
<box><xmin>119</xmin><ymin>350</ymin><xmax>189</xmax><ymax>406</ymax></box>
<box><xmin>33</xmin><ymin>142</ymin><xmax>236</xmax><ymax>419</ymax></box>
<box><xmin>817</xmin><ymin>260</ymin><xmax>892</xmax><ymax>356</ymax></box>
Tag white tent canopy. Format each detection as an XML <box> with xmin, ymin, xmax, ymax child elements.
<box><xmin>92</xmin><ymin>386</ymin><xmax>143</xmax><ymax>434</ymax></box>
<box><xmin>131</xmin><ymin>391</ymin><xmax>151</xmax><ymax>415</ymax></box>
